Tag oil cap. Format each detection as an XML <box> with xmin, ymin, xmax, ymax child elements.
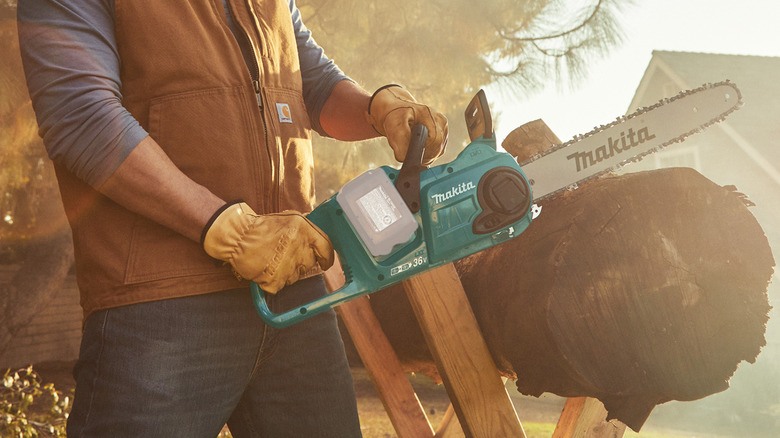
<box><xmin>473</xmin><ymin>167</ymin><xmax>531</xmax><ymax>235</ymax></box>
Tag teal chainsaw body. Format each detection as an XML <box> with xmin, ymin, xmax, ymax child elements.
<box><xmin>251</xmin><ymin>90</ymin><xmax>534</xmax><ymax>328</ymax></box>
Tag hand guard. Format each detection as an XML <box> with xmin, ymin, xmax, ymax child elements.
<box><xmin>366</xmin><ymin>84</ymin><xmax>448</xmax><ymax>165</ymax></box>
<box><xmin>202</xmin><ymin>201</ymin><xmax>334</xmax><ymax>294</ymax></box>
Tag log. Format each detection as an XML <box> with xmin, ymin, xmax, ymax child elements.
<box><xmin>354</xmin><ymin>121</ymin><xmax>774</xmax><ymax>432</ymax></box>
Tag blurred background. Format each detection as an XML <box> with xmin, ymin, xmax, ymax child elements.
<box><xmin>2</xmin><ymin>0</ymin><xmax>777</xmax><ymax>436</ymax></box>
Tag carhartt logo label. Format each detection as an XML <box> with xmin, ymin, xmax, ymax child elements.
<box><xmin>567</xmin><ymin>126</ymin><xmax>656</xmax><ymax>172</ymax></box>
<box><xmin>276</xmin><ymin>103</ymin><xmax>292</xmax><ymax>124</ymax></box>
<box><xmin>431</xmin><ymin>181</ymin><xmax>476</xmax><ymax>204</ymax></box>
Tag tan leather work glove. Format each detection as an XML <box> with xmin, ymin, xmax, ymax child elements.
<box><xmin>202</xmin><ymin>201</ymin><xmax>334</xmax><ymax>294</ymax></box>
<box><xmin>366</xmin><ymin>84</ymin><xmax>448</xmax><ymax>165</ymax></box>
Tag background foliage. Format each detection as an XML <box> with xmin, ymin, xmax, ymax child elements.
<box><xmin>1</xmin><ymin>366</ymin><xmax>70</xmax><ymax>438</ymax></box>
<box><xmin>296</xmin><ymin>0</ymin><xmax>630</xmax><ymax>200</ymax></box>
<box><xmin>0</xmin><ymin>16</ymin><xmax>61</xmax><ymax>258</ymax></box>
<box><xmin>0</xmin><ymin>0</ymin><xmax>632</xmax><ymax>243</ymax></box>
<box><xmin>0</xmin><ymin>0</ymin><xmax>630</xmax><ymax>237</ymax></box>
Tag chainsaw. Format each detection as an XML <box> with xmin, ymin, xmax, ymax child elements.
<box><xmin>252</xmin><ymin>82</ymin><xmax>742</xmax><ymax>328</ymax></box>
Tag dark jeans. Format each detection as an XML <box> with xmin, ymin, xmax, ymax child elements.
<box><xmin>67</xmin><ymin>277</ymin><xmax>362</xmax><ymax>437</ymax></box>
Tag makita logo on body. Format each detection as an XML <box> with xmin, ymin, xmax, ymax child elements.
<box><xmin>566</xmin><ymin>126</ymin><xmax>656</xmax><ymax>172</ymax></box>
<box><xmin>431</xmin><ymin>181</ymin><xmax>476</xmax><ymax>204</ymax></box>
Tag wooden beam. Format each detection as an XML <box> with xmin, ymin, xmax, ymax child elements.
<box><xmin>324</xmin><ymin>261</ymin><xmax>435</xmax><ymax>438</ymax></box>
<box><xmin>402</xmin><ymin>263</ymin><xmax>526</xmax><ymax>438</ymax></box>
<box><xmin>434</xmin><ymin>404</ymin><xmax>465</xmax><ymax>438</ymax></box>
<box><xmin>553</xmin><ymin>397</ymin><xmax>627</xmax><ymax>438</ymax></box>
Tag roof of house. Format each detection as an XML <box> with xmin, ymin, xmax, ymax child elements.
<box><xmin>630</xmin><ymin>51</ymin><xmax>780</xmax><ymax>182</ymax></box>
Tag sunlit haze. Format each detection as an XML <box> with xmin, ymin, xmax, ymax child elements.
<box><xmin>489</xmin><ymin>0</ymin><xmax>780</xmax><ymax>143</ymax></box>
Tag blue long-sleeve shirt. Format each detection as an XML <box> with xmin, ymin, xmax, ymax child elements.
<box><xmin>18</xmin><ymin>0</ymin><xmax>348</xmax><ymax>187</ymax></box>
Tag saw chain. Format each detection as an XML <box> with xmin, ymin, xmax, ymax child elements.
<box><xmin>518</xmin><ymin>81</ymin><xmax>743</xmax><ymax>202</ymax></box>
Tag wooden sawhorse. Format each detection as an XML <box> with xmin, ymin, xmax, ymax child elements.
<box><xmin>324</xmin><ymin>261</ymin><xmax>627</xmax><ymax>437</ymax></box>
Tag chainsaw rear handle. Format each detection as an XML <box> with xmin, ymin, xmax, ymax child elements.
<box><xmin>251</xmin><ymin>124</ymin><xmax>428</xmax><ymax>329</ymax></box>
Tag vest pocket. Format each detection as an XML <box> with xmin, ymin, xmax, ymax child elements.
<box><xmin>146</xmin><ymin>85</ymin><xmax>264</xmax><ymax>203</ymax></box>
<box><xmin>123</xmin><ymin>86</ymin><xmax>261</xmax><ymax>284</ymax></box>
<box><xmin>262</xmin><ymin>87</ymin><xmax>316</xmax><ymax>214</ymax></box>
<box><xmin>124</xmin><ymin>215</ymin><xmax>225</xmax><ymax>284</ymax></box>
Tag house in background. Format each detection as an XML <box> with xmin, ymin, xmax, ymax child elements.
<box><xmin>625</xmin><ymin>51</ymin><xmax>780</xmax><ymax>250</ymax></box>
<box><xmin>622</xmin><ymin>51</ymin><xmax>780</xmax><ymax>436</ymax></box>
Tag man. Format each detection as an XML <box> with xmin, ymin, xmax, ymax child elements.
<box><xmin>17</xmin><ymin>0</ymin><xmax>447</xmax><ymax>436</ymax></box>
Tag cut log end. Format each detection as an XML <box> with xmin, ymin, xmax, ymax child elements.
<box><xmin>501</xmin><ymin>119</ymin><xmax>562</xmax><ymax>163</ymax></box>
<box><xmin>470</xmin><ymin>167</ymin><xmax>773</xmax><ymax>431</ymax></box>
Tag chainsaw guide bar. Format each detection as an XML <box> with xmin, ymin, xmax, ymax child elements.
<box><xmin>519</xmin><ymin>81</ymin><xmax>742</xmax><ymax>202</ymax></box>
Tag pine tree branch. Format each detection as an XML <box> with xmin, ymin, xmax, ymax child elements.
<box><xmin>501</xmin><ymin>0</ymin><xmax>605</xmax><ymax>43</ymax></box>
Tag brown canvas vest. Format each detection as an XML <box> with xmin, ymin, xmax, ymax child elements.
<box><xmin>55</xmin><ymin>0</ymin><xmax>316</xmax><ymax>317</ymax></box>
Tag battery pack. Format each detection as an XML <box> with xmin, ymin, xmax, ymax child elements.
<box><xmin>336</xmin><ymin>169</ymin><xmax>418</xmax><ymax>257</ymax></box>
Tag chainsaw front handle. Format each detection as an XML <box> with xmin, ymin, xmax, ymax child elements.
<box><xmin>396</xmin><ymin>124</ymin><xmax>427</xmax><ymax>213</ymax></box>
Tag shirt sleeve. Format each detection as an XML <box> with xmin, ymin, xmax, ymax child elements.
<box><xmin>17</xmin><ymin>0</ymin><xmax>148</xmax><ymax>188</ymax></box>
<box><xmin>288</xmin><ymin>0</ymin><xmax>351</xmax><ymax>137</ymax></box>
